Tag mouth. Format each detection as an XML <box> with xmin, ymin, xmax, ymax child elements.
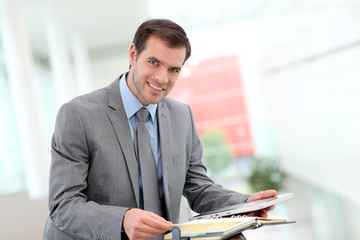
<box><xmin>148</xmin><ymin>82</ymin><xmax>165</xmax><ymax>91</ymax></box>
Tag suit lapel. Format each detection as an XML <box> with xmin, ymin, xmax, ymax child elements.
<box><xmin>106</xmin><ymin>77</ymin><xmax>140</xmax><ymax>207</ymax></box>
<box><xmin>157</xmin><ymin>101</ymin><xmax>174</xmax><ymax>221</ymax></box>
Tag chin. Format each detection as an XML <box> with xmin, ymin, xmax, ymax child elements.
<box><xmin>146</xmin><ymin>95</ymin><xmax>165</xmax><ymax>105</ymax></box>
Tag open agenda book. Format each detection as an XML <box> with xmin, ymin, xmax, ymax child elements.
<box><xmin>165</xmin><ymin>193</ymin><xmax>295</xmax><ymax>240</ymax></box>
<box><xmin>165</xmin><ymin>217</ymin><xmax>295</xmax><ymax>240</ymax></box>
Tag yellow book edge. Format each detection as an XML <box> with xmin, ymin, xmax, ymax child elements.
<box><xmin>164</xmin><ymin>217</ymin><xmax>289</xmax><ymax>239</ymax></box>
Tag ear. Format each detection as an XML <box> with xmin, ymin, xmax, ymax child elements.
<box><xmin>129</xmin><ymin>44</ymin><xmax>137</xmax><ymax>67</ymax></box>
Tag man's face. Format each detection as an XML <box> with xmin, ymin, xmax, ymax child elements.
<box><xmin>127</xmin><ymin>36</ymin><xmax>186</xmax><ymax>105</ymax></box>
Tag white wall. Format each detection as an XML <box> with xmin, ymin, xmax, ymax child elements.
<box><xmin>259</xmin><ymin>5</ymin><xmax>360</xmax><ymax>204</ymax></box>
<box><xmin>91</xmin><ymin>53</ymin><xmax>129</xmax><ymax>89</ymax></box>
<box><xmin>190</xmin><ymin>3</ymin><xmax>360</xmax><ymax>204</ymax></box>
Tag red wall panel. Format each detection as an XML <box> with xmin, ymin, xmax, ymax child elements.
<box><xmin>169</xmin><ymin>55</ymin><xmax>253</xmax><ymax>157</ymax></box>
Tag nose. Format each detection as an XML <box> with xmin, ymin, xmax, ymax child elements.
<box><xmin>155</xmin><ymin>67</ymin><xmax>168</xmax><ymax>84</ymax></box>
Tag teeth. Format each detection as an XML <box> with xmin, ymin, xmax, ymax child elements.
<box><xmin>149</xmin><ymin>82</ymin><xmax>163</xmax><ymax>91</ymax></box>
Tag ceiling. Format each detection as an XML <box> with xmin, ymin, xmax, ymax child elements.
<box><xmin>10</xmin><ymin>0</ymin><xmax>287</xmax><ymax>59</ymax></box>
<box><xmin>1</xmin><ymin>0</ymin><xmax>356</xmax><ymax>62</ymax></box>
<box><xmin>18</xmin><ymin>0</ymin><xmax>146</xmax><ymax>59</ymax></box>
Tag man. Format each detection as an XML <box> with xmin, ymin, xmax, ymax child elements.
<box><xmin>43</xmin><ymin>19</ymin><xmax>276</xmax><ymax>240</ymax></box>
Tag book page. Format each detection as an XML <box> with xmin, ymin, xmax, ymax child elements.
<box><xmin>165</xmin><ymin>218</ymin><xmax>255</xmax><ymax>239</ymax></box>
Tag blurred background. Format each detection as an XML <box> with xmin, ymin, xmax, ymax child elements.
<box><xmin>1</xmin><ymin>0</ymin><xmax>360</xmax><ymax>239</ymax></box>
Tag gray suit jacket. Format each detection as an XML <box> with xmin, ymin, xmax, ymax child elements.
<box><xmin>43</xmin><ymin>76</ymin><xmax>249</xmax><ymax>240</ymax></box>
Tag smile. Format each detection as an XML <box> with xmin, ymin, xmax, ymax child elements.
<box><xmin>148</xmin><ymin>82</ymin><xmax>164</xmax><ymax>91</ymax></box>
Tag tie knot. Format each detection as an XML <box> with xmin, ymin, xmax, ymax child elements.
<box><xmin>136</xmin><ymin>108</ymin><xmax>149</xmax><ymax>122</ymax></box>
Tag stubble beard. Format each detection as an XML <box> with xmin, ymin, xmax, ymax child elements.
<box><xmin>132</xmin><ymin>65</ymin><xmax>150</xmax><ymax>106</ymax></box>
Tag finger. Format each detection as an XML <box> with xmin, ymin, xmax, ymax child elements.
<box><xmin>148</xmin><ymin>211</ymin><xmax>171</xmax><ymax>223</ymax></box>
<box><xmin>255</xmin><ymin>209</ymin><xmax>268</xmax><ymax>218</ymax></box>
<box><xmin>248</xmin><ymin>190</ymin><xmax>278</xmax><ymax>201</ymax></box>
<box><xmin>148</xmin><ymin>212</ymin><xmax>172</xmax><ymax>226</ymax></box>
<box><xmin>125</xmin><ymin>222</ymin><xmax>157</xmax><ymax>240</ymax></box>
<box><xmin>245</xmin><ymin>204</ymin><xmax>275</xmax><ymax>218</ymax></box>
<box><xmin>144</xmin><ymin>212</ymin><xmax>172</xmax><ymax>232</ymax></box>
<box><xmin>262</xmin><ymin>190</ymin><xmax>277</xmax><ymax>198</ymax></box>
<box><xmin>259</xmin><ymin>210</ymin><xmax>268</xmax><ymax>218</ymax></box>
<box><xmin>136</xmin><ymin>225</ymin><xmax>161</xmax><ymax>239</ymax></box>
<box><xmin>256</xmin><ymin>190</ymin><xmax>277</xmax><ymax>199</ymax></box>
<box><xmin>254</xmin><ymin>191</ymin><xmax>265</xmax><ymax>200</ymax></box>
<box><xmin>259</xmin><ymin>205</ymin><xmax>275</xmax><ymax>217</ymax></box>
<box><xmin>131</xmin><ymin>218</ymin><xmax>166</xmax><ymax>239</ymax></box>
<box><xmin>123</xmin><ymin>209</ymin><xmax>170</xmax><ymax>239</ymax></box>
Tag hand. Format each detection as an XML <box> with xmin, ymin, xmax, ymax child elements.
<box><xmin>123</xmin><ymin>208</ymin><xmax>172</xmax><ymax>240</ymax></box>
<box><xmin>245</xmin><ymin>190</ymin><xmax>277</xmax><ymax>218</ymax></box>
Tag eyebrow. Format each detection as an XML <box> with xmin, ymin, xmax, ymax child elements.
<box><xmin>147</xmin><ymin>57</ymin><xmax>160</xmax><ymax>62</ymax></box>
<box><xmin>146</xmin><ymin>57</ymin><xmax>182</xmax><ymax>71</ymax></box>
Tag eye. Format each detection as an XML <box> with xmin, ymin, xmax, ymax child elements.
<box><xmin>170</xmin><ymin>68</ymin><xmax>180</xmax><ymax>74</ymax></box>
<box><xmin>148</xmin><ymin>60</ymin><xmax>158</xmax><ymax>65</ymax></box>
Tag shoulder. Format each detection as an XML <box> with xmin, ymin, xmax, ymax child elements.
<box><xmin>71</xmin><ymin>88</ymin><xmax>108</xmax><ymax>108</ymax></box>
<box><xmin>55</xmin><ymin>87</ymin><xmax>108</xmax><ymax>128</ymax></box>
<box><xmin>63</xmin><ymin>77</ymin><xmax>119</xmax><ymax>113</ymax></box>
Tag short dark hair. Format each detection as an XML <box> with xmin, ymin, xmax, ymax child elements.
<box><xmin>132</xmin><ymin>19</ymin><xmax>191</xmax><ymax>63</ymax></box>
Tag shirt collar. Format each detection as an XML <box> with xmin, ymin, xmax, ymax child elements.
<box><xmin>119</xmin><ymin>72</ymin><xmax>157</xmax><ymax>123</ymax></box>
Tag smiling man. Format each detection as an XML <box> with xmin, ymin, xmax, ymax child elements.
<box><xmin>127</xmin><ymin>35</ymin><xmax>185</xmax><ymax>106</ymax></box>
<box><xmin>43</xmin><ymin>19</ymin><xmax>276</xmax><ymax>240</ymax></box>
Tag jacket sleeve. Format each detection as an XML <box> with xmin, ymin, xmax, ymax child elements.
<box><xmin>48</xmin><ymin>102</ymin><xmax>127</xmax><ymax>240</ymax></box>
<box><xmin>182</xmin><ymin>105</ymin><xmax>250</xmax><ymax>214</ymax></box>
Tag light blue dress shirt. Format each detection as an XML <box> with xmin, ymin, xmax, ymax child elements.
<box><xmin>119</xmin><ymin>73</ymin><xmax>164</xmax><ymax>209</ymax></box>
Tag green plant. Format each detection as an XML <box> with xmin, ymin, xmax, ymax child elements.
<box><xmin>201</xmin><ymin>129</ymin><xmax>233</xmax><ymax>174</ymax></box>
<box><xmin>247</xmin><ymin>157</ymin><xmax>286</xmax><ymax>192</ymax></box>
